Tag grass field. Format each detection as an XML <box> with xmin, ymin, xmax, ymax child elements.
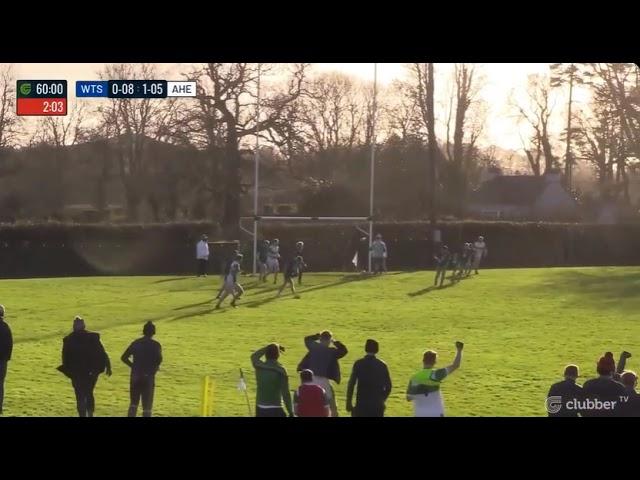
<box><xmin>1</xmin><ymin>266</ymin><xmax>639</xmax><ymax>417</ymax></box>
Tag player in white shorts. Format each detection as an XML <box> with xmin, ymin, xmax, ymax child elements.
<box><xmin>472</xmin><ymin>236</ymin><xmax>488</xmax><ymax>274</ymax></box>
<box><xmin>265</xmin><ymin>239</ymin><xmax>281</xmax><ymax>284</ymax></box>
<box><xmin>215</xmin><ymin>253</ymin><xmax>244</xmax><ymax>309</ymax></box>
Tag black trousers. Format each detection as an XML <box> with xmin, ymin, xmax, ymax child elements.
<box><xmin>0</xmin><ymin>361</ymin><xmax>7</xmax><ymax>413</ymax></box>
<box><xmin>128</xmin><ymin>374</ymin><xmax>155</xmax><ymax>417</ymax></box>
<box><xmin>256</xmin><ymin>406</ymin><xmax>286</xmax><ymax>417</ymax></box>
<box><xmin>352</xmin><ymin>404</ymin><xmax>385</xmax><ymax>417</ymax></box>
<box><xmin>197</xmin><ymin>259</ymin><xmax>208</xmax><ymax>276</ymax></box>
<box><xmin>71</xmin><ymin>373</ymin><xmax>99</xmax><ymax>417</ymax></box>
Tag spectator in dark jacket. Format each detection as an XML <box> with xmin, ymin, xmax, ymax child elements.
<box><xmin>121</xmin><ymin>321</ymin><xmax>163</xmax><ymax>417</ymax></box>
<box><xmin>59</xmin><ymin>316</ymin><xmax>112</xmax><ymax>417</ymax></box>
<box><xmin>0</xmin><ymin>305</ymin><xmax>13</xmax><ymax>415</ymax></box>
<box><xmin>346</xmin><ymin>339</ymin><xmax>392</xmax><ymax>417</ymax></box>
<box><xmin>582</xmin><ymin>352</ymin><xmax>627</xmax><ymax>417</ymax></box>
<box><xmin>298</xmin><ymin>331</ymin><xmax>348</xmax><ymax>417</ymax></box>
<box><xmin>619</xmin><ymin>371</ymin><xmax>640</xmax><ymax>417</ymax></box>
<box><xmin>546</xmin><ymin>365</ymin><xmax>583</xmax><ymax>417</ymax></box>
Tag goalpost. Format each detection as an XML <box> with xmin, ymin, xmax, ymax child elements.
<box><xmin>239</xmin><ymin>216</ymin><xmax>373</xmax><ymax>275</ymax></box>
<box><xmin>245</xmin><ymin>64</ymin><xmax>378</xmax><ymax>275</ymax></box>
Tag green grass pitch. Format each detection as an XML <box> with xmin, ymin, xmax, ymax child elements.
<box><xmin>1</xmin><ymin>267</ymin><xmax>639</xmax><ymax>417</ymax></box>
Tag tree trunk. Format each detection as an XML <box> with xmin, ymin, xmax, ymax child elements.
<box><xmin>426</xmin><ymin>64</ymin><xmax>437</xmax><ymax>226</ymax></box>
<box><xmin>221</xmin><ymin>128</ymin><xmax>241</xmax><ymax>231</ymax></box>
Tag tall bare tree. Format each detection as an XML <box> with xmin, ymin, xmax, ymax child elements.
<box><xmin>514</xmin><ymin>74</ymin><xmax>559</xmax><ymax>176</ymax></box>
<box><xmin>411</xmin><ymin>63</ymin><xmax>438</xmax><ymax>224</ymax></box>
<box><xmin>187</xmin><ymin>63</ymin><xmax>307</xmax><ymax>229</ymax></box>
<box><xmin>0</xmin><ymin>65</ymin><xmax>20</xmax><ymax>150</ymax></box>
<box><xmin>97</xmin><ymin>64</ymin><xmax>176</xmax><ymax>220</ymax></box>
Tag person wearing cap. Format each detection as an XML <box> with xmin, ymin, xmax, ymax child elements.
<box><xmin>250</xmin><ymin>343</ymin><xmax>293</xmax><ymax>417</ymax></box>
<box><xmin>369</xmin><ymin>234</ymin><xmax>387</xmax><ymax>274</ymax></box>
<box><xmin>582</xmin><ymin>352</ymin><xmax>627</xmax><ymax>417</ymax></box>
<box><xmin>433</xmin><ymin>245</ymin><xmax>451</xmax><ymax>287</ymax></box>
<box><xmin>196</xmin><ymin>234</ymin><xmax>210</xmax><ymax>277</ymax></box>
<box><xmin>472</xmin><ymin>236</ymin><xmax>487</xmax><ymax>274</ymax></box>
<box><xmin>215</xmin><ymin>252</ymin><xmax>244</xmax><ymax>309</ymax></box>
<box><xmin>298</xmin><ymin>330</ymin><xmax>348</xmax><ymax>417</ymax></box>
<box><xmin>60</xmin><ymin>316</ymin><xmax>112</xmax><ymax>417</ymax></box>
<box><xmin>0</xmin><ymin>305</ymin><xmax>13</xmax><ymax>415</ymax></box>
<box><xmin>346</xmin><ymin>339</ymin><xmax>392</xmax><ymax>417</ymax></box>
<box><xmin>276</xmin><ymin>255</ymin><xmax>305</xmax><ymax>298</ymax></box>
<box><xmin>546</xmin><ymin>365</ymin><xmax>584</xmax><ymax>417</ymax></box>
<box><xmin>293</xmin><ymin>369</ymin><xmax>330</xmax><ymax>417</ymax></box>
<box><xmin>121</xmin><ymin>321</ymin><xmax>163</xmax><ymax>417</ymax></box>
<box><xmin>406</xmin><ymin>341</ymin><xmax>464</xmax><ymax>417</ymax></box>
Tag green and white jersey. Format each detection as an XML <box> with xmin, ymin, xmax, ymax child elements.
<box><xmin>406</xmin><ymin>367</ymin><xmax>450</xmax><ymax>417</ymax></box>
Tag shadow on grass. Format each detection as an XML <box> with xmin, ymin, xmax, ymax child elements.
<box><xmin>169</xmin><ymin>273</ymin><xmax>374</xmax><ymax>320</ymax></box>
<box><xmin>153</xmin><ymin>277</ymin><xmax>192</xmax><ymax>284</ymax></box>
<box><xmin>533</xmin><ymin>269</ymin><xmax>640</xmax><ymax>311</ymax></box>
<box><xmin>408</xmin><ymin>282</ymin><xmax>457</xmax><ymax>297</ymax></box>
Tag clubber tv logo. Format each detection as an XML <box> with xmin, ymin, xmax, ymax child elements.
<box><xmin>546</xmin><ymin>396</ymin><xmax>563</xmax><ymax>414</ymax></box>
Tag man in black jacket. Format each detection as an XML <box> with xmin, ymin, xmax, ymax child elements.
<box><xmin>346</xmin><ymin>339</ymin><xmax>392</xmax><ymax>417</ymax></box>
<box><xmin>60</xmin><ymin>316</ymin><xmax>112</xmax><ymax>417</ymax></box>
<box><xmin>0</xmin><ymin>305</ymin><xmax>13</xmax><ymax>415</ymax></box>
<box><xmin>619</xmin><ymin>371</ymin><xmax>640</xmax><ymax>417</ymax></box>
<box><xmin>299</xmin><ymin>331</ymin><xmax>348</xmax><ymax>417</ymax></box>
<box><xmin>582</xmin><ymin>352</ymin><xmax>627</xmax><ymax>417</ymax></box>
<box><xmin>546</xmin><ymin>365</ymin><xmax>584</xmax><ymax>417</ymax></box>
<box><xmin>121</xmin><ymin>321</ymin><xmax>163</xmax><ymax>417</ymax></box>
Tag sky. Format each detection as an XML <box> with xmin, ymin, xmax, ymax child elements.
<box><xmin>8</xmin><ymin>63</ymin><xmax>589</xmax><ymax>151</ymax></box>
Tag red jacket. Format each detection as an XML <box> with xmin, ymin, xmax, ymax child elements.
<box><xmin>294</xmin><ymin>383</ymin><xmax>330</xmax><ymax>417</ymax></box>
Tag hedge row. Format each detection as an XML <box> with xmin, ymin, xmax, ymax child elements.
<box><xmin>0</xmin><ymin>221</ymin><xmax>638</xmax><ymax>278</ymax></box>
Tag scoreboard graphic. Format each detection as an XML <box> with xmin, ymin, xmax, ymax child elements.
<box><xmin>16</xmin><ymin>80</ymin><xmax>68</xmax><ymax>116</ymax></box>
<box><xmin>17</xmin><ymin>79</ymin><xmax>196</xmax><ymax>116</ymax></box>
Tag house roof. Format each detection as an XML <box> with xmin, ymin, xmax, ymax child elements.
<box><xmin>470</xmin><ymin>176</ymin><xmax>546</xmax><ymax>206</ymax></box>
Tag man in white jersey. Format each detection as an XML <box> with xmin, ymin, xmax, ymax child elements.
<box><xmin>265</xmin><ymin>238</ymin><xmax>281</xmax><ymax>284</ymax></box>
<box><xmin>406</xmin><ymin>341</ymin><xmax>463</xmax><ymax>417</ymax></box>
<box><xmin>472</xmin><ymin>236</ymin><xmax>488</xmax><ymax>274</ymax></box>
<box><xmin>215</xmin><ymin>253</ymin><xmax>244</xmax><ymax>309</ymax></box>
<box><xmin>369</xmin><ymin>234</ymin><xmax>387</xmax><ymax>275</ymax></box>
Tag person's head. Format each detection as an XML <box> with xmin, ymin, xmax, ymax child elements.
<box><xmin>143</xmin><ymin>321</ymin><xmax>156</xmax><ymax>337</ymax></box>
<box><xmin>478</xmin><ymin>236</ymin><xmax>484</xmax><ymax>242</ymax></box>
<box><xmin>263</xmin><ymin>239</ymin><xmax>270</xmax><ymax>246</ymax></box>
<box><xmin>442</xmin><ymin>245</ymin><xmax>449</xmax><ymax>252</ymax></box>
<box><xmin>296</xmin><ymin>241</ymin><xmax>304</xmax><ymax>250</ymax></box>
<box><xmin>564</xmin><ymin>364</ymin><xmax>579</xmax><ymax>381</ymax></box>
<box><xmin>375</xmin><ymin>234</ymin><xmax>382</xmax><ymax>240</ymax></box>
<box><xmin>300</xmin><ymin>369</ymin><xmax>314</xmax><ymax>383</ymax></box>
<box><xmin>73</xmin><ymin>316</ymin><xmax>86</xmax><ymax>332</ymax></box>
<box><xmin>201</xmin><ymin>234</ymin><xmax>208</xmax><ymax>241</ymax></box>
<box><xmin>365</xmin><ymin>339</ymin><xmax>379</xmax><ymax>355</ymax></box>
<box><xmin>265</xmin><ymin>343</ymin><xmax>280</xmax><ymax>361</ymax></box>
<box><xmin>0</xmin><ymin>304</ymin><xmax>5</xmax><ymax>319</ymax></box>
<box><xmin>423</xmin><ymin>350</ymin><xmax>437</xmax><ymax>367</ymax></box>
<box><xmin>320</xmin><ymin>330</ymin><xmax>332</xmax><ymax>346</ymax></box>
<box><xmin>597</xmin><ymin>352</ymin><xmax>616</xmax><ymax>376</ymax></box>
<box><xmin>295</xmin><ymin>255</ymin><xmax>303</xmax><ymax>264</ymax></box>
<box><xmin>273</xmin><ymin>238</ymin><xmax>279</xmax><ymax>245</ymax></box>
<box><xmin>236</xmin><ymin>253</ymin><xmax>244</xmax><ymax>262</ymax></box>
<box><xmin>621</xmin><ymin>371</ymin><xmax>638</xmax><ymax>389</ymax></box>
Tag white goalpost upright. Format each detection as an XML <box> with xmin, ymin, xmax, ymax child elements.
<box><xmin>246</xmin><ymin>63</ymin><xmax>378</xmax><ymax>275</ymax></box>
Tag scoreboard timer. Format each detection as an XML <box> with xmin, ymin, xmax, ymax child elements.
<box><xmin>16</xmin><ymin>80</ymin><xmax>67</xmax><ymax>116</ymax></box>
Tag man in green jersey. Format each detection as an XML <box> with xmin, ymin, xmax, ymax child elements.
<box><xmin>250</xmin><ymin>343</ymin><xmax>294</xmax><ymax>417</ymax></box>
<box><xmin>406</xmin><ymin>341</ymin><xmax>464</xmax><ymax>417</ymax></box>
